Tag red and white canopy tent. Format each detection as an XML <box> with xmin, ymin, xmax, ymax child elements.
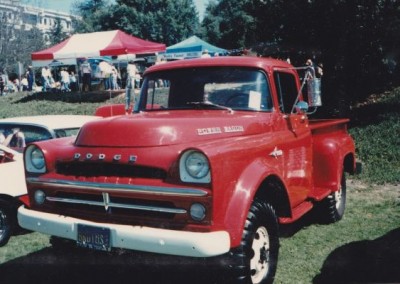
<box><xmin>31</xmin><ymin>30</ymin><xmax>166</xmax><ymax>67</ymax></box>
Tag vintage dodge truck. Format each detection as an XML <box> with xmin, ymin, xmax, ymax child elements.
<box><xmin>18</xmin><ymin>57</ymin><xmax>358</xmax><ymax>284</ymax></box>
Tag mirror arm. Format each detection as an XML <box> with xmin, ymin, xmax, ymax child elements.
<box><xmin>291</xmin><ymin>70</ymin><xmax>313</xmax><ymax>114</ymax></box>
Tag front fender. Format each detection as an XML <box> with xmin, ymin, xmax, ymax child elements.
<box><xmin>220</xmin><ymin>158</ymin><xmax>285</xmax><ymax>248</ymax></box>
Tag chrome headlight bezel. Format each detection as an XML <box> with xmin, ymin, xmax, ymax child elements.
<box><xmin>179</xmin><ymin>150</ymin><xmax>211</xmax><ymax>183</ymax></box>
<box><xmin>25</xmin><ymin>145</ymin><xmax>46</xmax><ymax>173</ymax></box>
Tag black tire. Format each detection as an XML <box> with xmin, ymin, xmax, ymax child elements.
<box><xmin>0</xmin><ymin>202</ymin><xmax>13</xmax><ymax>247</ymax></box>
<box><xmin>230</xmin><ymin>199</ymin><xmax>280</xmax><ymax>284</ymax></box>
<box><xmin>318</xmin><ymin>171</ymin><xmax>347</xmax><ymax>224</ymax></box>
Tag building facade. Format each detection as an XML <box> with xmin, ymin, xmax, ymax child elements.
<box><xmin>0</xmin><ymin>0</ymin><xmax>76</xmax><ymax>41</ymax></box>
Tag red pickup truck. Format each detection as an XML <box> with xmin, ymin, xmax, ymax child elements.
<box><xmin>18</xmin><ymin>57</ymin><xmax>358</xmax><ymax>284</ymax></box>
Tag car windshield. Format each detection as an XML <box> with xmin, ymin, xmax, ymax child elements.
<box><xmin>136</xmin><ymin>67</ymin><xmax>272</xmax><ymax>112</ymax></box>
<box><xmin>0</xmin><ymin>124</ymin><xmax>80</xmax><ymax>146</ymax></box>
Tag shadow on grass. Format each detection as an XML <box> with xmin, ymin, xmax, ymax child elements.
<box><xmin>313</xmin><ymin>228</ymin><xmax>400</xmax><ymax>283</ymax></box>
<box><xmin>0</xmin><ymin>245</ymin><xmax>225</xmax><ymax>284</ymax></box>
<box><xmin>14</xmin><ymin>90</ymin><xmax>124</xmax><ymax>104</ymax></box>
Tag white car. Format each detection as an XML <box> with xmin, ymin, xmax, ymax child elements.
<box><xmin>0</xmin><ymin>145</ymin><xmax>25</xmax><ymax>246</ymax></box>
<box><xmin>0</xmin><ymin>115</ymin><xmax>100</xmax><ymax>246</ymax></box>
<box><xmin>0</xmin><ymin>115</ymin><xmax>100</xmax><ymax>152</ymax></box>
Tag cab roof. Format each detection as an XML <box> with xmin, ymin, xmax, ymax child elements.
<box><xmin>145</xmin><ymin>56</ymin><xmax>293</xmax><ymax>75</ymax></box>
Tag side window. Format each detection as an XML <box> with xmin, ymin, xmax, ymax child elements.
<box><xmin>143</xmin><ymin>79</ymin><xmax>170</xmax><ymax>110</ymax></box>
<box><xmin>273</xmin><ymin>72</ymin><xmax>299</xmax><ymax>114</ymax></box>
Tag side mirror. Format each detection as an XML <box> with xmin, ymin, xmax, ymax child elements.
<box><xmin>307</xmin><ymin>78</ymin><xmax>322</xmax><ymax>107</ymax></box>
<box><xmin>296</xmin><ymin>101</ymin><xmax>309</xmax><ymax>113</ymax></box>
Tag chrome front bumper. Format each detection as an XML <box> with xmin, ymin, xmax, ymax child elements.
<box><xmin>18</xmin><ymin>206</ymin><xmax>230</xmax><ymax>257</ymax></box>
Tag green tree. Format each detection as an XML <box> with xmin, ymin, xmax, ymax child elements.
<box><xmin>202</xmin><ymin>0</ymin><xmax>400</xmax><ymax>115</ymax></box>
<box><xmin>73</xmin><ymin>0</ymin><xmax>199</xmax><ymax>46</ymax></box>
<box><xmin>0</xmin><ymin>9</ymin><xmax>45</xmax><ymax>75</ymax></box>
<box><xmin>72</xmin><ymin>0</ymin><xmax>110</xmax><ymax>33</ymax></box>
<box><xmin>202</xmin><ymin>0</ymin><xmax>256</xmax><ymax>49</ymax></box>
<box><xmin>49</xmin><ymin>18</ymin><xmax>69</xmax><ymax>46</ymax></box>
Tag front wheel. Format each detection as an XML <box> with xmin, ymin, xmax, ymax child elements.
<box><xmin>0</xmin><ymin>202</ymin><xmax>12</xmax><ymax>247</ymax></box>
<box><xmin>230</xmin><ymin>199</ymin><xmax>279</xmax><ymax>284</ymax></box>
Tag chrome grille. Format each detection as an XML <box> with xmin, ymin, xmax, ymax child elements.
<box><xmin>47</xmin><ymin>191</ymin><xmax>185</xmax><ymax>220</ymax></box>
<box><xmin>56</xmin><ymin>161</ymin><xmax>167</xmax><ymax>179</ymax></box>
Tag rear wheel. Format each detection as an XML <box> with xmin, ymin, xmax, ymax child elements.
<box><xmin>230</xmin><ymin>199</ymin><xmax>279</xmax><ymax>284</ymax></box>
<box><xmin>318</xmin><ymin>171</ymin><xmax>347</xmax><ymax>223</ymax></box>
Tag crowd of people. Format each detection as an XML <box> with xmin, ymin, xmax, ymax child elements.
<box><xmin>38</xmin><ymin>59</ymin><xmax>127</xmax><ymax>93</ymax></box>
<box><xmin>0</xmin><ymin>67</ymin><xmax>34</xmax><ymax>96</ymax></box>
<box><xmin>40</xmin><ymin>65</ymin><xmax>79</xmax><ymax>92</ymax></box>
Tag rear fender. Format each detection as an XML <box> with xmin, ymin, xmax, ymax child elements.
<box><xmin>313</xmin><ymin>136</ymin><xmax>355</xmax><ymax>192</ymax></box>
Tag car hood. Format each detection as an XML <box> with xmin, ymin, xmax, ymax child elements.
<box><xmin>75</xmin><ymin>111</ymin><xmax>269</xmax><ymax>147</ymax></box>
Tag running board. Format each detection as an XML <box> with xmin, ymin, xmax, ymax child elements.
<box><xmin>308</xmin><ymin>187</ymin><xmax>331</xmax><ymax>201</ymax></box>
<box><xmin>279</xmin><ymin>201</ymin><xmax>313</xmax><ymax>224</ymax></box>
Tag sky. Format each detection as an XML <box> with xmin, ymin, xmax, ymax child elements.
<box><xmin>22</xmin><ymin>0</ymin><xmax>209</xmax><ymax>20</ymax></box>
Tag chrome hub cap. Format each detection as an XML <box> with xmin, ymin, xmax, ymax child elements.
<box><xmin>334</xmin><ymin>187</ymin><xmax>342</xmax><ymax>209</ymax></box>
<box><xmin>250</xmin><ymin>226</ymin><xmax>270</xmax><ymax>284</ymax></box>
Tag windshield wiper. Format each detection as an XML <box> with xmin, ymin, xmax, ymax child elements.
<box><xmin>186</xmin><ymin>101</ymin><xmax>233</xmax><ymax>112</ymax></box>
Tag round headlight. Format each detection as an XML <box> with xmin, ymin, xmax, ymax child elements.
<box><xmin>25</xmin><ymin>145</ymin><xmax>46</xmax><ymax>173</ymax></box>
<box><xmin>185</xmin><ymin>151</ymin><xmax>209</xmax><ymax>179</ymax></box>
<box><xmin>190</xmin><ymin>203</ymin><xmax>206</xmax><ymax>221</ymax></box>
<box><xmin>31</xmin><ymin>148</ymin><xmax>45</xmax><ymax>169</ymax></box>
<box><xmin>179</xmin><ymin>150</ymin><xmax>211</xmax><ymax>183</ymax></box>
<box><xmin>34</xmin><ymin>190</ymin><xmax>46</xmax><ymax>205</ymax></box>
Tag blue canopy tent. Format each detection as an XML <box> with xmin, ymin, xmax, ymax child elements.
<box><xmin>165</xmin><ymin>36</ymin><xmax>227</xmax><ymax>60</ymax></box>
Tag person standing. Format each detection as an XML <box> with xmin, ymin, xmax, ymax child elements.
<box><xmin>305</xmin><ymin>59</ymin><xmax>317</xmax><ymax>80</ymax></box>
<box><xmin>69</xmin><ymin>71</ymin><xmax>77</xmax><ymax>91</ymax></box>
<box><xmin>80</xmin><ymin>59</ymin><xmax>92</xmax><ymax>92</ymax></box>
<box><xmin>125</xmin><ymin>61</ymin><xmax>137</xmax><ymax>114</ymax></box>
<box><xmin>111</xmin><ymin>66</ymin><xmax>119</xmax><ymax>90</ymax></box>
<box><xmin>0</xmin><ymin>72</ymin><xmax>5</xmax><ymax>96</ymax></box>
<box><xmin>26</xmin><ymin>66</ymin><xmax>34</xmax><ymax>91</ymax></box>
<box><xmin>201</xmin><ymin>49</ymin><xmax>211</xmax><ymax>58</ymax></box>
<box><xmin>60</xmin><ymin>68</ymin><xmax>71</xmax><ymax>92</ymax></box>
<box><xmin>41</xmin><ymin>66</ymin><xmax>51</xmax><ymax>91</ymax></box>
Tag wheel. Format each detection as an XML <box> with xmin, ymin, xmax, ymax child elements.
<box><xmin>0</xmin><ymin>203</ymin><xmax>12</xmax><ymax>247</ymax></box>
<box><xmin>318</xmin><ymin>171</ymin><xmax>347</xmax><ymax>223</ymax></box>
<box><xmin>230</xmin><ymin>199</ymin><xmax>279</xmax><ymax>284</ymax></box>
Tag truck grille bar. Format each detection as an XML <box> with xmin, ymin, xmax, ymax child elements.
<box><xmin>46</xmin><ymin>195</ymin><xmax>187</xmax><ymax>214</ymax></box>
<box><xmin>27</xmin><ymin>177</ymin><xmax>208</xmax><ymax>197</ymax></box>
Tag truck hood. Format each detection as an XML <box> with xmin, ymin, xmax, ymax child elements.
<box><xmin>75</xmin><ymin>111</ymin><xmax>268</xmax><ymax>147</ymax></box>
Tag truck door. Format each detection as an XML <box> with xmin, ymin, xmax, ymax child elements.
<box><xmin>272</xmin><ymin>70</ymin><xmax>313</xmax><ymax>207</ymax></box>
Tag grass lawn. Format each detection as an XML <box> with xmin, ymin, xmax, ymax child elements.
<box><xmin>0</xmin><ymin>181</ymin><xmax>398</xmax><ymax>283</ymax></box>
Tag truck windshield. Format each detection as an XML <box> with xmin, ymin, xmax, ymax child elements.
<box><xmin>137</xmin><ymin>67</ymin><xmax>272</xmax><ymax>112</ymax></box>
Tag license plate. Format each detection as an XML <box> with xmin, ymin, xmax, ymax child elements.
<box><xmin>77</xmin><ymin>224</ymin><xmax>111</xmax><ymax>251</ymax></box>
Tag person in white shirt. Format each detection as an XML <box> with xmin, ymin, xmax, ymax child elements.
<box><xmin>60</xmin><ymin>68</ymin><xmax>71</xmax><ymax>92</ymax></box>
<box><xmin>201</xmin><ymin>49</ymin><xmax>211</xmax><ymax>58</ymax></box>
<box><xmin>125</xmin><ymin>61</ymin><xmax>138</xmax><ymax>114</ymax></box>
<box><xmin>80</xmin><ymin>60</ymin><xmax>92</xmax><ymax>92</ymax></box>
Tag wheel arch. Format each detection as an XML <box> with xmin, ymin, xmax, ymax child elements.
<box><xmin>0</xmin><ymin>194</ymin><xmax>22</xmax><ymax>216</ymax></box>
<box><xmin>343</xmin><ymin>152</ymin><xmax>356</xmax><ymax>174</ymax></box>
<box><xmin>0</xmin><ymin>194</ymin><xmax>18</xmax><ymax>206</ymax></box>
<box><xmin>254</xmin><ymin>175</ymin><xmax>292</xmax><ymax>219</ymax></box>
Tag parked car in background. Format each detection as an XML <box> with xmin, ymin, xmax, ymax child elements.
<box><xmin>0</xmin><ymin>115</ymin><xmax>100</xmax><ymax>152</ymax></box>
<box><xmin>0</xmin><ymin>145</ymin><xmax>25</xmax><ymax>246</ymax></box>
<box><xmin>0</xmin><ymin>115</ymin><xmax>100</xmax><ymax>246</ymax></box>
